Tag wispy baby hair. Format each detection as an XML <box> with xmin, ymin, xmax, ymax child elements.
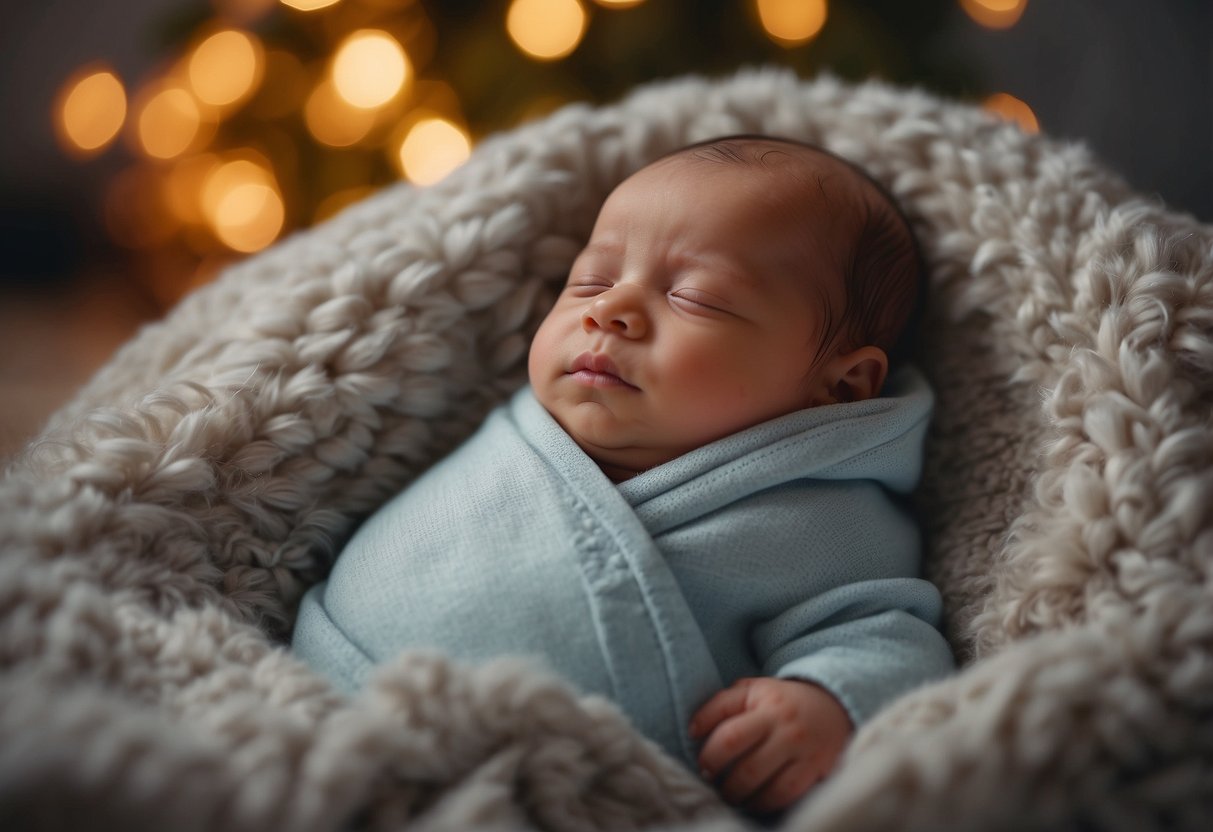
<box><xmin>672</xmin><ymin>134</ymin><xmax>926</xmax><ymax>367</ymax></box>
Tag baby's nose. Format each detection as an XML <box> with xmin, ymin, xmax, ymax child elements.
<box><xmin>582</xmin><ymin>291</ymin><xmax>648</xmax><ymax>338</ymax></box>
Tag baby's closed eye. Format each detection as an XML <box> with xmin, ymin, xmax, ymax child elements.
<box><xmin>566</xmin><ymin>277</ymin><xmax>612</xmax><ymax>297</ymax></box>
<box><xmin>669</xmin><ymin>287</ymin><xmax>735</xmax><ymax>315</ymax></box>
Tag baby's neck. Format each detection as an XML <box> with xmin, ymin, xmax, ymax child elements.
<box><xmin>597</xmin><ymin>460</ymin><xmax>644</xmax><ymax>484</ymax></box>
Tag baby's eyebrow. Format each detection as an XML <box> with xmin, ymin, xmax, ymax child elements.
<box><xmin>579</xmin><ymin>240</ymin><xmax>624</xmax><ymax>258</ymax></box>
<box><xmin>671</xmin><ymin>250</ymin><xmax>762</xmax><ymax>290</ymax></box>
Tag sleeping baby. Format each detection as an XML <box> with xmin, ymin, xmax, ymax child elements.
<box><xmin>292</xmin><ymin>135</ymin><xmax>954</xmax><ymax>813</ymax></box>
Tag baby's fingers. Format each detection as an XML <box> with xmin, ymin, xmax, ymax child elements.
<box><xmin>746</xmin><ymin>759</ymin><xmax>824</xmax><ymax>814</ymax></box>
<box><xmin>697</xmin><ymin>709</ymin><xmax>770</xmax><ymax>783</ymax></box>
<box><xmin>716</xmin><ymin>735</ymin><xmax>794</xmax><ymax>805</ymax></box>
<box><xmin>690</xmin><ymin>678</ymin><xmax>756</xmax><ymax>739</ymax></box>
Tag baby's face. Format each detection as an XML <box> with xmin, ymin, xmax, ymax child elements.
<box><xmin>528</xmin><ymin>156</ymin><xmax>846</xmax><ymax>480</ymax></box>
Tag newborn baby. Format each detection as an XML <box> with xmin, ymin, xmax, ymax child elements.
<box><xmin>292</xmin><ymin>135</ymin><xmax>954</xmax><ymax>813</ymax></box>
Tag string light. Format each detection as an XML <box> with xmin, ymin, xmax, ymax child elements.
<box><xmin>983</xmin><ymin>92</ymin><xmax>1039</xmax><ymax>133</ymax></box>
<box><xmin>54</xmin><ymin>0</ymin><xmax>984</xmax><ymax>309</ymax></box>
<box><xmin>279</xmin><ymin>0</ymin><xmax>342</xmax><ymax>11</ymax></box>
<box><xmin>136</xmin><ymin>85</ymin><xmax>204</xmax><ymax>160</ymax></box>
<box><xmin>959</xmin><ymin>0</ymin><xmax>1028</xmax><ymax>30</ymax></box>
<box><xmin>332</xmin><ymin>30</ymin><xmax>411</xmax><ymax>109</ymax></box>
<box><xmin>756</xmin><ymin>0</ymin><xmax>828</xmax><ymax>46</ymax></box>
<box><xmin>506</xmin><ymin>0</ymin><xmax>588</xmax><ymax>61</ymax></box>
<box><xmin>213</xmin><ymin>182</ymin><xmax>284</xmax><ymax>251</ymax></box>
<box><xmin>187</xmin><ymin>29</ymin><xmax>264</xmax><ymax>109</ymax></box>
<box><xmin>201</xmin><ymin>156</ymin><xmax>284</xmax><ymax>252</ymax></box>
<box><xmin>55</xmin><ymin>66</ymin><xmax>127</xmax><ymax>155</ymax></box>
<box><xmin>304</xmin><ymin>78</ymin><xmax>378</xmax><ymax>147</ymax></box>
<box><xmin>201</xmin><ymin>157</ymin><xmax>273</xmax><ymax>217</ymax></box>
<box><xmin>394</xmin><ymin>117</ymin><xmax>472</xmax><ymax>185</ymax></box>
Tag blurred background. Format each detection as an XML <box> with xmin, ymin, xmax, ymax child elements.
<box><xmin>1</xmin><ymin>0</ymin><xmax>1209</xmax><ymax>457</ymax></box>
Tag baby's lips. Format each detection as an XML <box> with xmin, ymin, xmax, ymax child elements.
<box><xmin>572</xmin><ymin>350</ymin><xmax>624</xmax><ymax>378</ymax></box>
<box><xmin>568</xmin><ymin>350</ymin><xmax>640</xmax><ymax>389</ymax></box>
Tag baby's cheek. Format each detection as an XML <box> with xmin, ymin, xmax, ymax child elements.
<box><xmin>527</xmin><ymin>316</ymin><xmax>564</xmax><ymax>385</ymax></box>
<box><xmin>664</xmin><ymin>345</ymin><xmax>746</xmax><ymax>402</ymax></box>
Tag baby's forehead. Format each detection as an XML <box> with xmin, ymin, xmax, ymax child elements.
<box><xmin>672</xmin><ymin>138</ymin><xmax>852</xmax><ymax>179</ymax></box>
<box><xmin>660</xmin><ymin>140</ymin><xmax>873</xmax><ymax>216</ymax></box>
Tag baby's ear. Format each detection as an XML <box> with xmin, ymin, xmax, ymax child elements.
<box><xmin>821</xmin><ymin>346</ymin><xmax>888</xmax><ymax>404</ymax></box>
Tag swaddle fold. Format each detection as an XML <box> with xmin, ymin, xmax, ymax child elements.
<box><xmin>292</xmin><ymin>367</ymin><xmax>953</xmax><ymax>766</ymax></box>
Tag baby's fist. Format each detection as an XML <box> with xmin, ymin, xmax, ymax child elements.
<box><xmin>689</xmin><ymin>677</ymin><xmax>852</xmax><ymax>813</ymax></box>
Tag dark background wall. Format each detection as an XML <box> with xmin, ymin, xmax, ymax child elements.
<box><xmin>945</xmin><ymin>0</ymin><xmax>1211</xmax><ymax>221</ymax></box>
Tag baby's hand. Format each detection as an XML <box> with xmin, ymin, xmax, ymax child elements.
<box><xmin>689</xmin><ymin>677</ymin><xmax>852</xmax><ymax>813</ymax></box>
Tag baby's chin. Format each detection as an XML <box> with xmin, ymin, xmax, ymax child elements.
<box><xmin>537</xmin><ymin>394</ymin><xmax>683</xmax><ymax>475</ymax></box>
<box><xmin>569</xmin><ymin>433</ymin><xmax>683</xmax><ymax>481</ymax></box>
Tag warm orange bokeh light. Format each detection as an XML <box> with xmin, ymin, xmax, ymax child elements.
<box><xmin>304</xmin><ymin>78</ymin><xmax>378</xmax><ymax>146</ymax></box>
<box><xmin>214</xmin><ymin>183</ymin><xmax>284</xmax><ymax>252</ymax></box>
<box><xmin>506</xmin><ymin>0</ymin><xmax>588</xmax><ymax>61</ymax></box>
<box><xmin>202</xmin><ymin>157</ymin><xmax>285</xmax><ymax>253</ymax></box>
<box><xmin>983</xmin><ymin>92</ymin><xmax>1039</xmax><ymax>133</ymax></box>
<box><xmin>137</xmin><ymin>86</ymin><xmax>204</xmax><ymax>159</ymax></box>
<box><xmin>55</xmin><ymin>66</ymin><xmax>127</xmax><ymax>156</ymax></box>
<box><xmin>332</xmin><ymin>30</ymin><xmax>411</xmax><ymax>109</ymax></box>
<box><xmin>394</xmin><ymin>117</ymin><xmax>472</xmax><ymax>186</ymax></box>
<box><xmin>188</xmin><ymin>29</ymin><xmax>264</xmax><ymax>108</ymax></box>
<box><xmin>202</xmin><ymin>158</ymin><xmax>273</xmax><ymax>218</ymax></box>
<box><xmin>960</xmin><ymin>0</ymin><xmax>1028</xmax><ymax>30</ymax></box>
<box><xmin>756</xmin><ymin>0</ymin><xmax>828</xmax><ymax>46</ymax></box>
<box><xmin>280</xmin><ymin>0</ymin><xmax>342</xmax><ymax>10</ymax></box>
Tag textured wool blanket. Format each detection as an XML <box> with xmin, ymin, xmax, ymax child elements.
<box><xmin>2</xmin><ymin>68</ymin><xmax>1212</xmax><ymax>831</ymax></box>
<box><xmin>292</xmin><ymin>375</ymin><xmax>952</xmax><ymax>768</ymax></box>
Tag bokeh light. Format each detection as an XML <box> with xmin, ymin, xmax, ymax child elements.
<box><xmin>136</xmin><ymin>85</ymin><xmax>204</xmax><ymax>159</ymax></box>
<box><xmin>187</xmin><ymin>29</ymin><xmax>265</xmax><ymax>108</ymax></box>
<box><xmin>506</xmin><ymin>0</ymin><xmax>588</xmax><ymax>61</ymax></box>
<box><xmin>201</xmin><ymin>157</ymin><xmax>285</xmax><ymax>252</ymax></box>
<box><xmin>213</xmin><ymin>183</ymin><xmax>284</xmax><ymax>252</ymax></box>
<box><xmin>304</xmin><ymin>78</ymin><xmax>379</xmax><ymax>146</ymax></box>
<box><xmin>394</xmin><ymin>117</ymin><xmax>472</xmax><ymax>186</ymax></box>
<box><xmin>983</xmin><ymin>92</ymin><xmax>1039</xmax><ymax>133</ymax></box>
<box><xmin>757</xmin><ymin>0</ymin><xmax>828</xmax><ymax>46</ymax></box>
<box><xmin>280</xmin><ymin>0</ymin><xmax>342</xmax><ymax>10</ymax></box>
<box><xmin>55</xmin><ymin>67</ymin><xmax>127</xmax><ymax>155</ymax></box>
<box><xmin>332</xmin><ymin>30</ymin><xmax>411</xmax><ymax>109</ymax></box>
<box><xmin>49</xmin><ymin>0</ymin><xmax>1038</xmax><ymax>314</ymax></box>
<box><xmin>960</xmin><ymin>0</ymin><xmax>1028</xmax><ymax>30</ymax></box>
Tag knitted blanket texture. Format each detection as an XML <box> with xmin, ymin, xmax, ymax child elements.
<box><xmin>2</xmin><ymin>69</ymin><xmax>1212</xmax><ymax>831</ymax></box>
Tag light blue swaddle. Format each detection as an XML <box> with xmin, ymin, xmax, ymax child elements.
<box><xmin>292</xmin><ymin>367</ymin><xmax>954</xmax><ymax>767</ymax></box>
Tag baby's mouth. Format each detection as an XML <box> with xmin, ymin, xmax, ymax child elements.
<box><xmin>569</xmin><ymin>352</ymin><xmax>639</xmax><ymax>390</ymax></box>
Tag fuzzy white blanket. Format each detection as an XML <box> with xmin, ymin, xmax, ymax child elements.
<box><xmin>2</xmin><ymin>68</ymin><xmax>1212</xmax><ymax>831</ymax></box>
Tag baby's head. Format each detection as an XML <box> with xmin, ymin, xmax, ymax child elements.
<box><xmin>528</xmin><ymin>135</ymin><xmax>924</xmax><ymax>481</ymax></box>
